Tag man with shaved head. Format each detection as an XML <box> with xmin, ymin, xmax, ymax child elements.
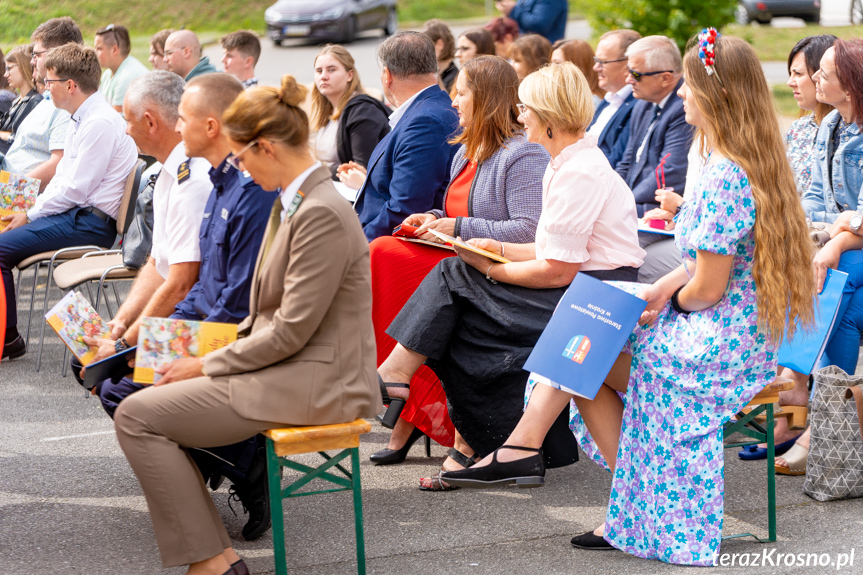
<box><xmin>85</xmin><ymin>73</ymin><xmax>278</xmax><ymax>543</ymax></box>
<box><xmin>163</xmin><ymin>29</ymin><xmax>217</xmax><ymax>81</ymax></box>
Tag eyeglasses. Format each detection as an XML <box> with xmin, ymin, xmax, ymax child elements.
<box><xmin>455</xmin><ymin>47</ymin><xmax>469</xmax><ymax>53</ymax></box>
<box><xmin>627</xmin><ymin>68</ymin><xmax>675</xmax><ymax>82</ymax></box>
<box><xmin>29</xmin><ymin>49</ymin><xmax>48</xmax><ymax>59</ymax></box>
<box><xmin>226</xmin><ymin>139</ymin><xmax>259</xmax><ymax>170</ymax></box>
<box><xmin>593</xmin><ymin>57</ymin><xmax>627</xmax><ymax>68</ymax></box>
<box><xmin>43</xmin><ymin>78</ymin><xmax>71</xmax><ymax>85</ymax></box>
<box><xmin>516</xmin><ymin>103</ymin><xmax>528</xmax><ymax>114</ymax></box>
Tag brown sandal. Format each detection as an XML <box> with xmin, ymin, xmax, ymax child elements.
<box><xmin>419</xmin><ymin>448</ymin><xmax>480</xmax><ymax>491</ymax></box>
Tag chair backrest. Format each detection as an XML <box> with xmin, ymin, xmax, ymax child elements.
<box><xmin>117</xmin><ymin>158</ymin><xmax>147</xmax><ymax>235</ymax></box>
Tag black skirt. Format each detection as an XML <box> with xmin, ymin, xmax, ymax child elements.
<box><xmin>387</xmin><ymin>258</ymin><xmax>637</xmax><ymax>467</ymax></box>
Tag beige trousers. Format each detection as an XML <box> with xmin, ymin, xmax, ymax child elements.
<box><xmin>113</xmin><ymin>376</ymin><xmax>286</xmax><ymax>567</ymax></box>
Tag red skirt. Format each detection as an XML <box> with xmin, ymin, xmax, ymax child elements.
<box><xmin>370</xmin><ymin>236</ymin><xmax>456</xmax><ymax>447</ymax></box>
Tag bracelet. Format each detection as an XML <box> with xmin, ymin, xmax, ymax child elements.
<box><xmin>670</xmin><ymin>286</ymin><xmax>689</xmax><ymax>315</ymax></box>
<box><xmin>498</xmin><ymin>241</ymin><xmax>505</xmax><ymax>258</ymax></box>
<box><xmin>486</xmin><ymin>263</ymin><xmax>498</xmax><ymax>284</ymax></box>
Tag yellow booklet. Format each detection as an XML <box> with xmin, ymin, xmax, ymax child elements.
<box><xmin>428</xmin><ymin>230</ymin><xmax>511</xmax><ymax>263</ymax></box>
<box><xmin>44</xmin><ymin>291</ymin><xmax>111</xmax><ymax>365</ymax></box>
<box><xmin>0</xmin><ymin>170</ymin><xmax>40</xmax><ymax>230</ymax></box>
<box><xmin>133</xmin><ymin>318</ymin><xmax>237</xmax><ymax>384</ymax></box>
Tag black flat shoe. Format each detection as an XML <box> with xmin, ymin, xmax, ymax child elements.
<box><xmin>1</xmin><ymin>335</ymin><xmax>26</xmax><ymax>360</ymax></box>
<box><xmin>439</xmin><ymin>445</ymin><xmax>545</xmax><ymax>488</ymax></box>
<box><xmin>570</xmin><ymin>531</ymin><xmax>616</xmax><ymax>551</ymax></box>
<box><xmin>370</xmin><ymin>427</ymin><xmax>431</xmax><ymax>465</ymax></box>
<box><xmin>378</xmin><ymin>374</ymin><xmax>409</xmax><ymax>429</ymax></box>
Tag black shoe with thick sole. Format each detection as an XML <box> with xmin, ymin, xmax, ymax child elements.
<box><xmin>370</xmin><ymin>427</ymin><xmax>430</xmax><ymax>465</ymax></box>
<box><xmin>228</xmin><ymin>447</ymin><xmax>271</xmax><ymax>541</ymax></box>
<box><xmin>2</xmin><ymin>335</ymin><xmax>26</xmax><ymax>360</ymax></box>
<box><xmin>570</xmin><ymin>530</ymin><xmax>616</xmax><ymax>551</ymax></box>
<box><xmin>440</xmin><ymin>445</ymin><xmax>545</xmax><ymax>488</ymax></box>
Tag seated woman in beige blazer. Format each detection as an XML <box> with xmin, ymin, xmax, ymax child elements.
<box><xmin>112</xmin><ymin>75</ymin><xmax>381</xmax><ymax>575</ymax></box>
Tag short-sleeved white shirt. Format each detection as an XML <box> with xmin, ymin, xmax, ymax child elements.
<box><xmin>151</xmin><ymin>143</ymin><xmax>212</xmax><ymax>279</ymax></box>
<box><xmin>535</xmin><ymin>135</ymin><xmax>645</xmax><ymax>270</ymax></box>
<box><xmin>1</xmin><ymin>95</ymin><xmax>69</xmax><ymax>174</ymax></box>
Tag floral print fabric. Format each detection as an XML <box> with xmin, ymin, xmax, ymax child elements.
<box><xmin>540</xmin><ymin>158</ymin><xmax>779</xmax><ymax>566</ymax></box>
<box><xmin>785</xmin><ymin>115</ymin><xmax>819</xmax><ymax>197</ymax></box>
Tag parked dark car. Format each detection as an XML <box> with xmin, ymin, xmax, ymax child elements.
<box><xmin>266</xmin><ymin>0</ymin><xmax>398</xmax><ymax>45</ymax></box>
<box><xmin>735</xmin><ymin>0</ymin><xmax>821</xmax><ymax>24</ymax></box>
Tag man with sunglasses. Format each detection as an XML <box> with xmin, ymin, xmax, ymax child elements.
<box><xmin>614</xmin><ymin>35</ymin><xmax>693</xmax><ymax>218</ymax></box>
<box><xmin>587</xmin><ymin>29</ymin><xmax>641</xmax><ymax>168</ymax></box>
<box><xmin>94</xmin><ymin>23</ymin><xmax>148</xmax><ymax>113</ymax></box>
<box><xmin>82</xmin><ymin>72</ymin><xmax>277</xmax><ymax>542</ymax></box>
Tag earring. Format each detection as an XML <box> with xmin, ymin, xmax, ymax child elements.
<box><xmin>546</xmin><ymin>126</ymin><xmax>553</xmax><ymax>139</ymax></box>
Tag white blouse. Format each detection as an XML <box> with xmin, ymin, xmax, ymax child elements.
<box><xmin>534</xmin><ymin>135</ymin><xmax>645</xmax><ymax>270</ymax></box>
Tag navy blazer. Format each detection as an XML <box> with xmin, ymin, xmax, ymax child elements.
<box><xmin>354</xmin><ymin>86</ymin><xmax>460</xmax><ymax>241</ymax></box>
<box><xmin>589</xmin><ymin>92</ymin><xmax>637</xmax><ymax>169</ymax></box>
<box><xmin>615</xmin><ymin>78</ymin><xmax>694</xmax><ymax>217</ymax></box>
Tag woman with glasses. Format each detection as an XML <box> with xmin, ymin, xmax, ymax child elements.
<box><xmin>550</xmin><ymin>39</ymin><xmax>605</xmax><ymax>108</ymax></box>
<box><xmin>376</xmin><ymin>62</ymin><xmax>644</xmax><ymax>490</ymax></box>
<box><xmin>509</xmin><ymin>34</ymin><xmax>551</xmax><ymax>82</ymax></box>
<box><xmin>310</xmin><ymin>45</ymin><xmax>390</xmax><ymax>177</ymax></box>
<box><xmin>111</xmin><ymin>75</ymin><xmax>381</xmax><ymax>575</ymax></box>
<box><xmin>455</xmin><ymin>28</ymin><xmax>496</xmax><ymax>68</ymax></box>
<box><xmin>0</xmin><ymin>46</ymin><xmax>42</xmax><ymax>155</ymax></box>
<box><xmin>443</xmin><ymin>33</ymin><xmax>814</xmax><ymax>567</ymax></box>
<box><xmin>367</xmin><ymin>56</ymin><xmax>548</xmax><ymax>488</ymax></box>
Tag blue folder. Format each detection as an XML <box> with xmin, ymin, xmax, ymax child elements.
<box><xmin>523</xmin><ymin>273</ymin><xmax>647</xmax><ymax>400</ymax></box>
<box><xmin>778</xmin><ymin>268</ymin><xmax>848</xmax><ymax>375</ymax></box>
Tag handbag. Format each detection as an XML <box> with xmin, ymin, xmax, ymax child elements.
<box><xmin>803</xmin><ymin>365</ymin><xmax>863</xmax><ymax>501</ymax></box>
<box><xmin>122</xmin><ymin>173</ymin><xmax>156</xmax><ymax>270</ymax></box>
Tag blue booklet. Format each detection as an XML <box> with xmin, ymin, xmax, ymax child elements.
<box><xmin>523</xmin><ymin>273</ymin><xmax>647</xmax><ymax>400</ymax></box>
<box><xmin>778</xmin><ymin>268</ymin><xmax>848</xmax><ymax>375</ymax></box>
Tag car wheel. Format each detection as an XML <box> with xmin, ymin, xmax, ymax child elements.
<box><xmin>384</xmin><ymin>8</ymin><xmax>398</xmax><ymax>36</ymax></box>
<box><xmin>272</xmin><ymin>38</ymin><xmax>282</xmax><ymax>47</ymax></box>
<box><xmin>735</xmin><ymin>4</ymin><xmax>752</xmax><ymax>25</ymax></box>
<box><xmin>852</xmin><ymin>0</ymin><xmax>863</xmax><ymax>24</ymax></box>
<box><xmin>802</xmin><ymin>10</ymin><xmax>820</xmax><ymax>23</ymax></box>
<box><xmin>343</xmin><ymin>16</ymin><xmax>357</xmax><ymax>43</ymax></box>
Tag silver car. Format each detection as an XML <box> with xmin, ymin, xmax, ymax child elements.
<box><xmin>265</xmin><ymin>0</ymin><xmax>398</xmax><ymax>45</ymax></box>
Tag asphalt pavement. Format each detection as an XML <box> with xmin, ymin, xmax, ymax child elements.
<box><xmin>3</xmin><ymin>276</ymin><xmax>863</xmax><ymax>574</ymax></box>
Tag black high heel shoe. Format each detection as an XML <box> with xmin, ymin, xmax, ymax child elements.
<box><xmin>378</xmin><ymin>374</ymin><xmax>410</xmax><ymax>429</ymax></box>
<box><xmin>440</xmin><ymin>445</ymin><xmax>545</xmax><ymax>488</ymax></box>
<box><xmin>370</xmin><ymin>426</ymin><xmax>431</xmax><ymax>464</ymax></box>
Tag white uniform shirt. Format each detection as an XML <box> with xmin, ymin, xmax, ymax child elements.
<box><xmin>28</xmin><ymin>93</ymin><xmax>137</xmax><ymax>221</ymax></box>
<box><xmin>150</xmin><ymin>143</ymin><xmax>212</xmax><ymax>279</ymax></box>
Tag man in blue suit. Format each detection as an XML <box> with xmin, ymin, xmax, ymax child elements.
<box><xmin>587</xmin><ymin>29</ymin><xmax>641</xmax><ymax>168</ymax></box>
<box><xmin>615</xmin><ymin>35</ymin><xmax>694</xmax><ymax>217</ymax></box>
<box><xmin>496</xmin><ymin>0</ymin><xmax>568</xmax><ymax>43</ymax></box>
<box><xmin>353</xmin><ymin>32</ymin><xmax>460</xmax><ymax>242</ymax></box>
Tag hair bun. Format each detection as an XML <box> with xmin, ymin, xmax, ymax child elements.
<box><xmin>278</xmin><ymin>75</ymin><xmax>308</xmax><ymax>107</ymax></box>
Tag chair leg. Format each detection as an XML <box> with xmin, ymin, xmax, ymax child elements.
<box><xmin>61</xmin><ymin>347</ymin><xmax>69</xmax><ymax>377</ymax></box>
<box><xmin>35</xmin><ymin>262</ymin><xmax>55</xmax><ymax>372</ymax></box>
<box><xmin>111</xmin><ymin>282</ymin><xmax>122</xmax><ymax>316</ymax></box>
<box><xmin>24</xmin><ymin>262</ymin><xmax>41</xmax><ymax>346</ymax></box>
<box><xmin>266</xmin><ymin>439</ymin><xmax>288</xmax><ymax>575</ymax></box>
<box><xmin>766</xmin><ymin>403</ymin><xmax>777</xmax><ymax>542</ymax></box>
<box><xmin>350</xmin><ymin>447</ymin><xmax>367</xmax><ymax>575</ymax></box>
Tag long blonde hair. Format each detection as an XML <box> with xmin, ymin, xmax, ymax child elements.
<box><xmin>684</xmin><ymin>35</ymin><xmax>814</xmax><ymax>343</ymax></box>
<box><xmin>310</xmin><ymin>45</ymin><xmax>365</xmax><ymax>131</ymax></box>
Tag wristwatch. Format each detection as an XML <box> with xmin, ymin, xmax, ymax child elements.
<box><xmin>114</xmin><ymin>337</ymin><xmax>130</xmax><ymax>353</ymax></box>
<box><xmin>850</xmin><ymin>213</ymin><xmax>863</xmax><ymax>232</ymax></box>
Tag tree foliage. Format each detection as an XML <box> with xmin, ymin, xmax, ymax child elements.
<box><xmin>584</xmin><ymin>0</ymin><xmax>738</xmax><ymax>49</ymax></box>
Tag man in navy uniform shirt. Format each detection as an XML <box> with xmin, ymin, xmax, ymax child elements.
<box><xmin>84</xmin><ymin>73</ymin><xmax>277</xmax><ymax>542</ymax></box>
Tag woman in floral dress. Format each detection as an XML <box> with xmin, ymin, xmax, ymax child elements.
<box><xmin>442</xmin><ymin>32</ymin><xmax>815</xmax><ymax>566</ymax></box>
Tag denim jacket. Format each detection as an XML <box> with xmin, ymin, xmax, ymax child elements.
<box><xmin>802</xmin><ymin>110</ymin><xmax>863</xmax><ymax>223</ymax></box>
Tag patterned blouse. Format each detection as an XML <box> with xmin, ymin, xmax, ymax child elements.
<box><xmin>785</xmin><ymin>114</ymin><xmax>819</xmax><ymax>197</ymax></box>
